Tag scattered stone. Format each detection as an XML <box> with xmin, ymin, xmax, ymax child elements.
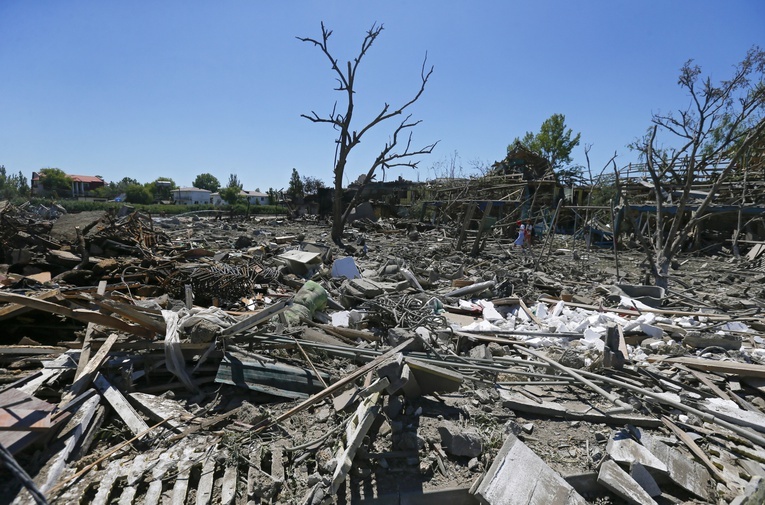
<box><xmin>438</xmin><ymin>421</ymin><xmax>483</xmax><ymax>458</ymax></box>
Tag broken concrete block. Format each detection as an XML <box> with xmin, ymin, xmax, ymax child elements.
<box><xmin>188</xmin><ymin>318</ymin><xmax>219</xmax><ymax>343</ymax></box>
<box><xmin>606</xmin><ymin>434</ymin><xmax>668</xmax><ymax>474</ymax></box>
<box><xmin>332</xmin><ymin>387</ymin><xmax>360</xmax><ymax>413</ymax></box>
<box><xmin>683</xmin><ymin>331</ymin><xmax>742</xmax><ymax>350</ymax></box>
<box><xmin>640</xmin><ymin>433</ymin><xmax>710</xmax><ymax>500</ymax></box>
<box><xmin>469</xmin><ymin>344</ymin><xmax>492</xmax><ymax>360</ymax></box>
<box><xmin>438</xmin><ymin>421</ymin><xmax>483</xmax><ymax>458</ymax></box>
<box><xmin>597</xmin><ymin>460</ymin><xmax>658</xmax><ymax>505</ymax></box>
<box><xmin>399</xmin><ymin>364</ymin><xmax>422</xmax><ymax>399</ymax></box>
<box><xmin>47</xmin><ymin>249</ymin><xmax>81</xmax><ymax>267</ymax></box>
<box><xmin>347</xmin><ymin>278</ymin><xmax>384</xmax><ymax>298</ymax></box>
<box><xmin>276</xmin><ymin>250</ymin><xmax>322</xmax><ymax>276</ymax></box>
<box><xmin>406</xmin><ymin>358</ymin><xmax>463</xmax><ymax>395</ymax></box>
<box><xmin>377</xmin><ymin>353</ymin><xmax>404</xmax><ymax>394</ymax></box>
<box><xmin>474</xmin><ymin>434</ymin><xmax>586</xmax><ymax>504</ymax></box>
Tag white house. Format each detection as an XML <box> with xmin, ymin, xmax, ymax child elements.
<box><xmin>172</xmin><ymin>187</ymin><xmax>211</xmax><ymax>205</ymax></box>
<box><xmin>243</xmin><ymin>190</ymin><xmax>269</xmax><ymax>205</ymax></box>
<box><xmin>210</xmin><ymin>189</ymin><xmax>269</xmax><ymax>206</ymax></box>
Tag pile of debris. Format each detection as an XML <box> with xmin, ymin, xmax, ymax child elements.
<box><xmin>2</xmin><ymin>204</ymin><xmax>765</xmax><ymax>504</ymax></box>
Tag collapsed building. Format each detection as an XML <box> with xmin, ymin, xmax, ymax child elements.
<box><xmin>1</xmin><ymin>149</ymin><xmax>765</xmax><ymax>505</ymax></box>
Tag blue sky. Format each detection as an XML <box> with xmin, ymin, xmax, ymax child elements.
<box><xmin>1</xmin><ymin>1</ymin><xmax>763</xmax><ymax>192</ymax></box>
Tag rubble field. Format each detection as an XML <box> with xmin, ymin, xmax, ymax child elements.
<box><xmin>2</xmin><ymin>201</ymin><xmax>765</xmax><ymax>505</ymax></box>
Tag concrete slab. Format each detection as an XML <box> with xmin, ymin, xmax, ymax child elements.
<box><xmin>474</xmin><ymin>434</ymin><xmax>586</xmax><ymax>505</ymax></box>
<box><xmin>606</xmin><ymin>434</ymin><xmax>668</xmax><ymax>474</ymax></box>
<box><xmin>641</xmin><ymin>433</ymin><xmax>710</xmax><ymax>500</ymax></box>
<box><xmin>597</xmin><ymin>460</ymin><xmax>658</xmax><ymax>505</ymax></box>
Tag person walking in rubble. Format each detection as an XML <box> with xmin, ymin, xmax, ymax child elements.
<box><xmin>514</xmin><ymin>220</ymin><xmax>526</xmax><ymax>249</ymax></box>
<box><xmin>525</xmin><ymin>219</ymin><xmax>534</xmax><ymax>247</ymax></box>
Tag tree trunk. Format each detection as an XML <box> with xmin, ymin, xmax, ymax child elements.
<box><xmin>653</xmin><ymin>253</ymin><xmax>670</xmax><ymax>290</ymax></box>
<box><xmin>331</xmin><ymin>176</ymin><xmax>344</xmax><ymax>245</ymax></box>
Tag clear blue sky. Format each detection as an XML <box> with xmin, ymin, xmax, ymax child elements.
<box><xmin>1</xmin><ymin>1</ymin><xmax>763</xmax><ymax>191</ymax></box>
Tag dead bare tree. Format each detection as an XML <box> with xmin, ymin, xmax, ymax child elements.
<box><xmin>298</xmin><ymin>23</ymin><xmax>438</xmax><ymax>244</ymax></box>
<box><xmin>619</xmin><ymin>46</ymin><xmax>765</xmax><ymax>289</ymax></box>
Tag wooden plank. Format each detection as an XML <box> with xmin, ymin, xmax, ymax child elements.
<box><xmin>0</xmin><ymin>388</ymin><xmax>55</xmax><ymax>430</ymax></box>
<box><xmin>91</xmin><ymin>459</ymin><xmax>127</xmax><ymax>505</ymax></box>
<box><xmin>518</xmin><ymin>298</ymin><xmax>544</xmax><ymax>328</ymax></box>
<box><xmin>93</xmin><ymin>373</ymin><xmax>150</xmax><ymax>437</ymax></box>
<box><xmin>0</xmin><ymin>291</ymin><xmax>153</xmax><ymax>338</ymax></box>
<box><xmin>246</xmin><ymin>465</ymin><xmax>257</xmax><ymax>505</ymax></box>
<box><xmin>128</xmin><ymin>391</ymin><xmax>193</xmax><ymax>431</ymax></box>
<box><xmin>220</xmin><ymin>465</ymin><xmax>238</xmax><ymax>505</ymax></box>
<box><xmin>330</xmin><ymin>392</ymin><xmax>380</xmax><ymax>493</ymax></box>
<box><xmin>673</xmin><ymin>364</ymin><xmax>731</xmax><ymax>401</ymax></box>
<box><xmin>196</xmin><ymin>455</ymin><xmax>216</xmax><ymax>505</ymax></box>
<box><xmin>74</xmin><ymin>280</ymin><xmax>107</xmax><ymax>382</ymax></box>
<box><xmin>271</xmin><ymin>442</ymin><xmax>286</xmax><ymax>483</ymax></box>
<box><xmin>0</xmin><ymin>345</ymin><xmax>67</xmax><ymax>355</ymax></box>
<box><xmin>539</xmin><ymin>296</ymin><xmax>732</xmax><ymax>320</ymax></box>
<box><xmin>0</xmin><ymin>289</ymin><xmax>60</xmax><ymax>322</ymax></box>
<box><xmin>6</xmin><ymin>395</ymin><xmax>95</xmax><ymax>503</ymax></box>
<box><xmin>470</xmin><ymin>201</ymin><xmax>493</xmax><ymax>256</ymax></box>
<box><xmin>219</xmin><ymin>298</ymin><xmax>291</xmax><ymax>336</ymax></box>
<box><xmin>89</xmin><ymin>296</ymin><xmax>166</xmax><ymax>335</ymax></box>
<box><xmin>117</xmin><ymin>454</ymin><xmax>148</xmax><ymax>505</ymax></box>
<box><xmin>455</xmin><ymin>202</ymin><xmax>475</xmax><ymax>250</ymax></box>
<box><xmin>661</xmin><ymin>416</ymin><xmax>726</xmax><ymax>483</ymax></box>
<box><xmin>18</xmin><ymin>351</ymin><xmax>78</xmax><ymax>396</ymax></box>
<box><xmin>62</xmin><ymin>333</ymin><xmax>119</xmax><ymax>407</ymax></box>
<box><xmin>660</xmin><ymin>356</ymin><xmax>765</xmax><ymax>379</ymax></box>
<box><xmin>148</xmin><ymin>444</ymin><xmax>193</xmax><ymax>505</ymax></box>
<box><xmin>170</xmin><ymin>460</ymin><xmax>192</xmax><ymax>505</ymax></box>
<box><xmin>474</xmin><ymin>434</ymin><xmax>586</xmax><ymax>505</ymax></box>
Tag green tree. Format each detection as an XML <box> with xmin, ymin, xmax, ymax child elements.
<box><xmin>0</xmin><ymin>166</ymin><xmax>29</xmax><ymax>200</ymax></box>
<box><xmin>267</xmin><ymin>187</ymin><xmax>278</xmax><ymax>205</ymax></box>
<box><xmin>302</xmin><ymin>176</ymin><xmax>326</xmax><ymax>195</ymax></box>
<box><xmin>147</xmin><ymin>177</ymin><xmax>176</xmax><ymax>201</ymax></box>
<box><xmin>39</xmin><ymin>168</ymin><xmax>72</xmax><ymax>197</ymax></box>
<box><xmin>117</xmin><ymin>177</ymin><xmax>139</xmax><ymax>190</ymax></box>
<box><xmin>513</xmin><ymin>113</ymin><xmax>581</xmax><ymax>177</ymax></box>
<box><xmin>125</xmin><ymin>184</ymin><xmax>152</xmax><ymax>204</ymax></box>
<box><xmin>288</xmin><ymin>168</ymin><xmax>304</xmax><ymax>199</ymax></box>
<box><xmin>220</xmin><ymin>173</ymin><xmax>243</xmax><ymax>205</ymax></box>
<box><xmin>193</xmin><ymin>173</ymin><xmax>221</xmax><ymax>192</ymax></box>
<box><xmin>299</xmin><ymin>23</ymin><xmax>437</xmax><ymax>244</ymax></box>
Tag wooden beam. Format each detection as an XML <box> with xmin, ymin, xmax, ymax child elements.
<box><xmin>93</xmin><ymin>373</ymin><xmax>150</xmax><ymax>437</ymax></box>
<box><xmin>62</xmin><ymin>333</ymin><xmax>119</xmax><ymax>407</ymax></box>
<box><xmin>0</xmin><ymin>289</ymin><xmax>60</xmax><ymax>322</ymax></box>
<box><xmin>0</xmin><ymin>292</ymin><xmax>153</xmax><ymax>338</ymax></box>
<box><xmin>658</xmin><ymin>356</ymin><xmax>765</xmax><ymax>379</ymax></box>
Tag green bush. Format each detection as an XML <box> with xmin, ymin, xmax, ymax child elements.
<box><xmin>18</xmin><ymin>197</ymin><xmax>289</xmax><ymax>217</ymax></box>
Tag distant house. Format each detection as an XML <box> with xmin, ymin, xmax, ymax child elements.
<box><xmin>211</xmin><ymin>189</ymin><xmax>269</xmax><ymax>206</ymax></box>
<box><xmin>172</xmin><ymin>187</ymin><xmax>211</xmax><ymax>205</ymax></box>
<box><xmin>31</xmin><ymin>171</ymin><xmax>105</xmax><ymax>197</ymax></box>
<box><xmin>243</xmin><ymin>190</ymin><xmax>268</xmax><ymax>205</ymax></box>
